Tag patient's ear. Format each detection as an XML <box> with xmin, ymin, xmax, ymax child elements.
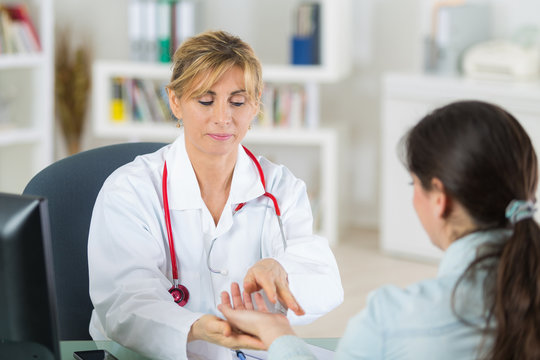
<box><xmin>430</xmin><ymin>178</ymin><xmax>450</xmax><ymax>219</ymax></box>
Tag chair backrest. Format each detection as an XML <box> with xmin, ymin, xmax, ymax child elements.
<box><xmin>23</xmin><ymin>142</ymin><xmax>167</xmax><ymax>340</ymax></box>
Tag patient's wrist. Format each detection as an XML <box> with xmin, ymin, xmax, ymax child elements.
<box><xmin>260</xmin><ymin>316</ymin><xmax>296</xmax><ymax>348</ymax></box>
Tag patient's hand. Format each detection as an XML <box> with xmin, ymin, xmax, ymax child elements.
<box><xmin>187</xmin><ymin>312</ymin><xmax>264</xmax><ymax>350</ymax></box>
<box><xmin>218</xmin><ymin>282</ymin><xmax>296</xmax><ymax>349</ymax></box>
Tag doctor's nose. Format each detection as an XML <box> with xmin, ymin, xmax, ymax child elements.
<box><xmin>213</xmin><ymin>101</ymin><xmax>232</xmax><ymax>125</ymax></box>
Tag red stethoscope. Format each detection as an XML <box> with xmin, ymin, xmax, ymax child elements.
<box><xmin>162</xmin><ymin>145</ymin><xmax>287</xmax><ymax>306</ymax></box>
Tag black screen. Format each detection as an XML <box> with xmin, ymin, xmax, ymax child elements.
<box><xmin>0</xmin><ymin>193</ymin><xmax>60</xmax><ymax>360</ymax></box>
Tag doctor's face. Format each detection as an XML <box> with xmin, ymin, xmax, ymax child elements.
<box><xmin>169</xmin><ymin>66</ymin><xmax>258</xmax><ymax>160</ymax></box>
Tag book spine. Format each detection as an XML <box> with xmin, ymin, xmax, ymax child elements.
<box><xmin>0</xmin><ymin>9</ymin><xmax>15</xmax><ymax>54</ymax></box>
<box><xmin>157</xmin><ymin>0</ymin><xmax>172</xmax><ymax>63</ymax></box>
<box><xmin>128</xmin><ymin>0</ymin><xmax>144</xmax><ymax>61</ymax></box>
<box><xmin>143</xmin><ymin>0</ymin><xmax>158</xmax><ymax>62</ymax></box>
<box><xmin>258</xmin><ymin>83</ymin><xmax>308</xmax><ymax>129</ymax></box>
<box><xmin>110</xmin><ymin>77</ymin><xmax>126</xmax><ymax>122</ymax></box>
<box><xmin>175</xmin><ymin>0</ymin><xmax>195</xmax><ymax>48</ymax></box>
<box><xmin>291</xmin><ymin>3</ymin><xmax>320</xmax><ymax>65</ymax></box>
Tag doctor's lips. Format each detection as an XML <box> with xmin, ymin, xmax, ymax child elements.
<box><xmin>208</xmin><ymin>133</ymin><xmax>233</xmax><ymax>141</ymax></box>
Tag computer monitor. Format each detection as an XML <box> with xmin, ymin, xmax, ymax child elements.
<box><xmin>0</xmin><ymin>193</ymin><xmax>60</xmax><ymax>360</ymax></box>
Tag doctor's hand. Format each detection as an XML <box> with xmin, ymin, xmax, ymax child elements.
<box><xmin>218</xmin><ymin>282</ymin><xmax>296</xmax><ymax>349</ymax></box>
<box><xmin>243</xmin><ymin>258</ymin><xmax>305</xmax><ymax>316</ymax></box>
<box><xmin>187</xmin><ymin>313</ymin><xmax>264</xmax><ymax>350</ymax></box>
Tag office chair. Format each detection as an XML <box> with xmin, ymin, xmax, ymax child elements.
<box><xmin>23</xmin><ymin>142</ymin><xmax>167</xmax><ymax>340</ymax></box>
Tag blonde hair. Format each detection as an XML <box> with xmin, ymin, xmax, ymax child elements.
<box><xmin>167</xmin><ymin>30</ymin><xmax>262</xmax><ymax>106</ymax></box>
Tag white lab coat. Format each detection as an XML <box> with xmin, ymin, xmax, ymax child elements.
<box><xmin>88</xmin><ymin>134</ymin><xmax>343</xmax><ymax>360</ymax></box>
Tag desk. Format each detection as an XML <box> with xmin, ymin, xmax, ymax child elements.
<box><xmin>61</xmin><ymin>339</ymin><xmax>339</xmax><ymax>360</ymax></box>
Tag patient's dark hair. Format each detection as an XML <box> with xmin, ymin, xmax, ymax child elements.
<box><xmin>404</xmin><ymin>100</ymin><xmax>540</xmax><ymax>359</ymax></box>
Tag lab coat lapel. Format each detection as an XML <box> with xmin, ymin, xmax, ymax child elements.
<box><xmin>230</xmin><ymin>145</ymin><xmax>265</xmax><ymax>206</ymax></box>
<box><xmin>213</xmin><ymin>145</ymin><xmax>264</xmax><ymax>238</ymax></box>
<box><xmin>164</xmin><ymin>137</ymin><xmax>265</xmax><ymax>239</ymax></box>
<box><xmin>165</xmin><ymin>133</ymin><xmax>203</xmax><ymax>211</ymax></box>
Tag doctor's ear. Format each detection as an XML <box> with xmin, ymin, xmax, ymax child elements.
<box><xmin>167</xmin><ymin>89</ymin><xmax>183</xmax><ymax>119</ymax></box>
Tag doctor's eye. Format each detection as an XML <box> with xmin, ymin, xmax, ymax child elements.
<box><xmin>230</xmin><ymin>94</ymin><xmax>246</xmax><ymax>107</ymax></box>
<box><xmin>198</xmin><ymin>94</ymin><xmax>214</xmax><ymax>106</ymax></box>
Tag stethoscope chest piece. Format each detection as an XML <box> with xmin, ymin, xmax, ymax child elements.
<box><xmin>169</xmin><ymin>284</ymin><xmax>189</xmax><ymax>307</ymax></box>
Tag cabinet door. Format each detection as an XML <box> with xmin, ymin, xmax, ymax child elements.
<box><xmin>380</xmin><ymin>99</ymin><xmax>443</xmax><ymax>261</ymax></box>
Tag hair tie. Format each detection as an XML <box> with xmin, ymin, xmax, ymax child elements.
<box><xmin>505</xmin><ymin>200</ymin><xmax>537</xmax><ymax>225</ymax></box>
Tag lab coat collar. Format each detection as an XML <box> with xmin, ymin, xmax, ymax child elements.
<box><xmin>165</xmin><ymin>132</ymin><xmax>265</xmax><ymax>211</ymax></box>
<box><xmin>229</xmin><ymin>144</ymin><xmax>266</xmax><ymax>207</ymax></box>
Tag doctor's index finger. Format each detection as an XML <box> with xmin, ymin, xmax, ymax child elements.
<box><xmin>245</xmin><ymin>275</ymin><xmax>278</xmax><ymax>304</ymax></box>
<box><xmin>276</xmin><ymin>282</ymin><xmax>304</xmax><ymax>316</ymax></box>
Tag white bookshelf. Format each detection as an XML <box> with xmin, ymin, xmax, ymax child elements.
<box><xmin>90</xmin><ymin>0</ymin><xmax>350</xmax><ymax>244</ymax></box>
<box><xmin>380</xmin><ymin>72</ymin><xmax>540</xmax><ymax>262</ymax></box>
<box><xmin>92</xmin><ymin>63</ymin><xmax>339</xmax><ymax>242</ymax></box>
<box><xmin>0</xmin><ymin>0</ymin><xmax>54</xmax><ymax>193</ymax></box>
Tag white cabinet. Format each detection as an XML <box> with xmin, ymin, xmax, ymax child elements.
<box><xmin>380</xmin><ymin>73</ymin><xmax>540</xmax><ymax>261</ymax></box>
<box><xmin>0</xmin><ymin>0</ymin><xmax>54</xmax><ymax>193</ymax></box>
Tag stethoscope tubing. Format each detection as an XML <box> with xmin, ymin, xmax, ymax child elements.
<box><xmin>162</xmin><ymin>145</ymin><xmax>287</xmax><ymax>285</ymax></box>
<box><xmin>162</xmin><ymin>162</ymin><xmax>179</xmax><ymax>286</ymax></box>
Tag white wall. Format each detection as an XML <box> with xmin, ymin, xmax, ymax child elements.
<box><xmin>53</xmin><ymin>0</ymin><xmax>540</xmax><ymax>232</ymax></box>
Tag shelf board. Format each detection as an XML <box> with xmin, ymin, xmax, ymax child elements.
<box><xmin>94</xmin><ymin>122</ymin><xmax>179</xmax><ymax>140</ymax></box>
<box><xmin>245</xmin><ymin>128</ymin><xmax>336</xmax><ymax>145</ymax></box>
<box><xmin>95</xmin><ymin>122</ymin><xmax>335</xmax><ymax>145</ymax></box>
<box><xmin>262</xmin><ymin>64</ymin><xmax>341</xmax><ymax>83</ymax></box>
<box><xmin>94</xmin><ymin>60</ymin><xmax>338</xmax><ymax>83</ymax></box>
<box><xmin>94</xmin><ymin>60</ymin><xmax>172</xmax><ymax>79</ymax></box>
<box><xmin>0</xmin><ymin>127</ymin><xmax>41</xmax><ymax>146</ymax></box>
<box><xmin>0</xmin><ymin>54</ymin><xmax>46</xmax><ymax>69</ymax></box>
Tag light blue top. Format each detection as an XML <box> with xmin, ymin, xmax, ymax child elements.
<box><xmin>268</xmin><ymin>229</ymin><xmax>510</xmax><ymax>360</ymax></box>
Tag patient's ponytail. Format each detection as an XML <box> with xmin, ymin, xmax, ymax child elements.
<box><xmin>404</xmin><ymin>100</ymin><xmax>540</xmax><ymax>359</ymax></box>
<box><xmin>490</xmin><ymin>215</ymin><xmax>540</xmax><ymax>359</ymax></box>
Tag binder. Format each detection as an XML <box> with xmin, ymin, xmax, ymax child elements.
<box><xmin>143</xmin><ymin>0</ymin><xmax>158</xmax><ymax>62</ymax></box>
<box><xmin>174</xmin><ymin>0</ymin><xmax>196</xmax><ymax>49</ymax></box>
<box><xmin>128</xmin><ymin>0</ymin><xmax>144</xmax><ymax>61</ymax></box>
<box><xmin>110</xmin><ymin>77</ymin><xmax>126</xmax><ymax>122</ymax></box>
<box><xmin>157</xmin><ymin>0</ymin><xmax>172</xmax><ymax>63</ymax></box>
<box><xmin>291</xmin><ymin>3</ymin><xmax>320</xmax><ymax>65</ymax></box>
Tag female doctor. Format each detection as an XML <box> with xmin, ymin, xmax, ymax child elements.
<box><xmin>87</xmin><ymin>30</ymin><xmax>343</xmax><ymax>360</ymax></box>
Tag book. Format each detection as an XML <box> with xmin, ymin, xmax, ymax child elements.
<box><xmin>174</xmin><ymin>0</ymin><xmax>196</xmax><ymax>50</ymax></box>
<box><xmin>110</xmin><ymin>77</ymin><xmax>126</xmax><ymax>122</ymax></box>
<box><xmin>258</xmin><ymin>83</ymin><xmax>309</xmax><ymax>129</ymax></box>
<box><xmin>291</xmin><ymin>3</ymin><xmax>320</xmax><ymax>65</ymax></box>
<box><xmin>0</xmin><ymin>8</ymin><xmax>15</xmax><ymax>54</ymax></box>
<box><xmin>142</xmin><ymin>0</ymin><xmax>158</xmax><ymax>62</ymax></box>
<box><xmin>128</xmin><ymin>0</ymin><xmax>144</xmax><ymax>61</ymax></box>
<box><xmin>157</xmin><ymin>0</ymin><xmax>172</xmax><ymax>63</ymax></box>
<box><xmin>4</xmin><ymin>4</ymin><xmax>41</xmax><ymax>52</ymax></box>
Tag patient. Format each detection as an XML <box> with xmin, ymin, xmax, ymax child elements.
<box><xmin>218</xmin><ymin>100</ymin><xmax>540</xmax><ymax>359</ymax></box>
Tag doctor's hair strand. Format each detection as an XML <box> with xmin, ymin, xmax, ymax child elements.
<box><xmin>166</xmin><ymin>30</ymin><xmax>262</xmax><ymax>108</ymax></box>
